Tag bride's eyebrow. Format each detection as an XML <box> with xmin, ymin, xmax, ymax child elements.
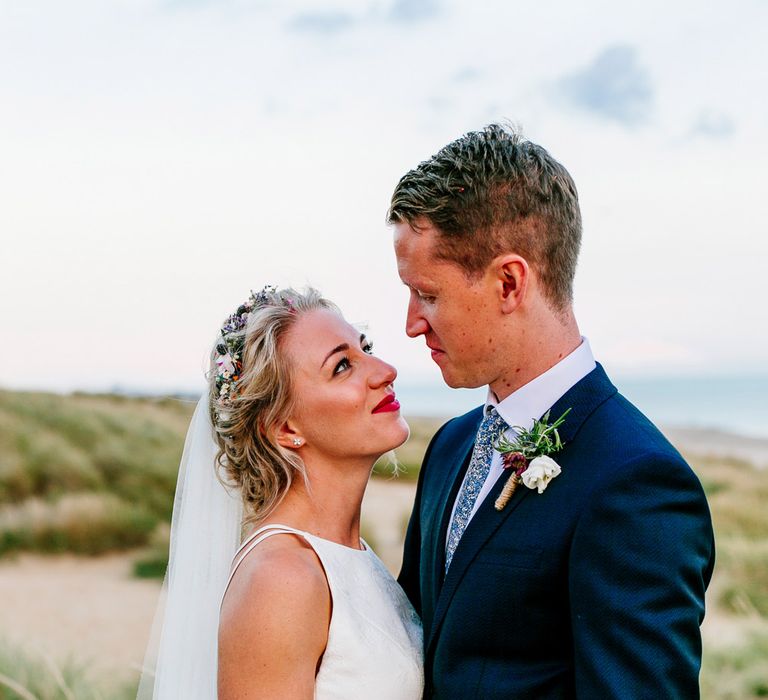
<box><xmin>321</xmin><ymin>343</ymin><xmax>349</xmax><ymax>369</ymax></box>
<box><xmin>320</xmin><ymin>335</ymin><xmax>367</xmax><ymax>369</ymax></box>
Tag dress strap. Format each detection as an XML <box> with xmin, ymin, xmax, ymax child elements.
<box><xmin>222</xmin><ymin>524</ymin><xmax>309</xmax><ymax>602</ymax></box>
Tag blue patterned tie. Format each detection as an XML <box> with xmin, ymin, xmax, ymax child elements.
<box><xmin>445</xmin><ymin>407</ymin><xmax>507</xmax><ymax>573</ymax></box>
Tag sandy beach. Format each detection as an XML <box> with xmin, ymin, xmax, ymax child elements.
<box><xmin>0</xmin><ymin>552</ymin><xmax>160</xmax><ymax>683</ymax></box>
<box><xmin>663</xmin><ymin>426</ymin><xmax>768</xmax><ymax>470</ymax></box>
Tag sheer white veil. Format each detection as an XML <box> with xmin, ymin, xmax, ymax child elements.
<box><xmin>137</xmin><ymin>394</ymin><xmax>243</xmax><ymax>699</ymax></box>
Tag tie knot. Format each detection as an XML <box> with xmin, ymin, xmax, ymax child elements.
<box><xmin>477</xmin><ymin>407</ymin><xmax>507</xmax><ymax>447</ymax></box>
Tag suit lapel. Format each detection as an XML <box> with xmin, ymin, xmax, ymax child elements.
<box><xmin>425</xmin><ymin>363</ymin><xmax>617</xmax><ymax>655</ymax></box>
<box><xmin>426</xmin><ymin>464</ymin><xmax>532</xmax><ymax>651</ymax></box>
<box><xmin>426</xmin><ymin>413</ymin><xmax>481</xmax><ymax>596</ymax></box>
<box><xmin>547</xmin><ymin>363</ymin><xmax>616</xmax><ymax>445</ymax></box>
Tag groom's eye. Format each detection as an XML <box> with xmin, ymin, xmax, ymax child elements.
<box><xmin>417</xmin><ymin>291</ymin><xmax>436</xmax><ymax>303</ymax></box>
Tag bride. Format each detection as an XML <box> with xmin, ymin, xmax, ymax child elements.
<box><xmin>138</xmin><ymin>286</ymin><xmax>423</xmax><ymax>699</ymax></box>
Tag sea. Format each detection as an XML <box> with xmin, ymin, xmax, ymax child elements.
<box><xmin>395</xmin><ymin>374</ymin><xmax>768</xmax><ymax>440</ymax></box>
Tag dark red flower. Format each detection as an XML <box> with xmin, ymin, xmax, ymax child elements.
<box><xmin>502</xmin><ymin>451</ymin><xmax>527</xmax><ymax>473</ymax></box>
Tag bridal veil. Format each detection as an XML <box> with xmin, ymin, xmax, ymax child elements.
<box><xmin>137</xmin><ymin>395</ymin><xmax>243</xmax><ymax>699</ymax></box>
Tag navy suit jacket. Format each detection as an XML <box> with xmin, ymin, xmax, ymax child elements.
<box><xmin>399</xmin><ymin>364</ymin><xmax>715</xmax><ymax>699</ymax></box>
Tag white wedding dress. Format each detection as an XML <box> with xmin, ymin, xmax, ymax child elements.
<box><xmin>137</xmin><ymin>397</ymin><xmax>422</xmax><ymax>699</ymax></box>
<box><xmin>225</xmin><ymin>524</ymin><xmax>424</xmax><ymax>700</ymax></box>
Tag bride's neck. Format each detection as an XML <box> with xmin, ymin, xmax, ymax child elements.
<box><xmin>265</xmin><ymin>456</ymin><xmax>372</xmax><ymax>548</ymax></box>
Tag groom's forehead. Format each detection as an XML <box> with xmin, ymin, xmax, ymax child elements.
<box><xmin>394</xmin><ymin>222</ymin><xmax>440</xmax><ymax>270</ymax></box>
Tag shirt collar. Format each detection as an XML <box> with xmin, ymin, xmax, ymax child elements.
<box><xmin>486</xmin><ymin>337</ymin><xmax>596</xmax><ymax>432</ymax></box>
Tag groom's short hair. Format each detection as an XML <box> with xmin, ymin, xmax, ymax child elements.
<box><xmin>387</xmin><ymin>124</ymin><xmax>582</xmax><ymax>311</ymax></box>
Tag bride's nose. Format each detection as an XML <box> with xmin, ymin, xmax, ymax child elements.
<box><xmin>369</xmin><ymin>357</ymin><xmax>397</xmax><ymax>389</ymax></box>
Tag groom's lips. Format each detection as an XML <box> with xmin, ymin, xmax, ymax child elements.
<box><xmin>428</xmin><ymin>344</ymin><xmax>445</xmax><ymax>361</ymax></box>
<box><xmin>372</xmin><ymin>393</ymin><xmax>400</xmax><ymax>413</ymax></box>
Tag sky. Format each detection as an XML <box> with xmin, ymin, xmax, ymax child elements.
<box><xmin>1</xmin><ymin>0</ymin><xmax>767</xmax><ymax>396</ymax></box>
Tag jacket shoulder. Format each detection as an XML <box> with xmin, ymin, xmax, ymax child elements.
<box><xmin>575</xmin><ymin>391</ymin><xmax>706</xmax><ymax>497</ymax></box>
<box><xmin>587</xmin><ymin>391</ymin><xmax>684</xmax><ymax>460</ymax></box>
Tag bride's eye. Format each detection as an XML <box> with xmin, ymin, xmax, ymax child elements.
<box><xmin>333</xmin><ymin>357</ymin><xmax>351</xmax><ymax>375</ymax></box>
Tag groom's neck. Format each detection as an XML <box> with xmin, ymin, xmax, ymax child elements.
<box><xmin>490</xmin><ymin>305</ymin><xmax>581</xmax><ymax>402</ymax></box>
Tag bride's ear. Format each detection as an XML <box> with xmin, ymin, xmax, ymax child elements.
<box><xmin>275</xmin><ymin>420</ymin><xmax>305</xmax><ymax>449</ymax></box>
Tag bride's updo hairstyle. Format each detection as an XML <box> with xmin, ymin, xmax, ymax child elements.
<box><xmin>208</xmin><ymin>286</ymin><xmax>340</xmax><ymax>524</ymax></box>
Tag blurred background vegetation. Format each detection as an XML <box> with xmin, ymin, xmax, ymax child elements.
<box><xmin>0</xmin><ymin>389</ymin><xmax>766</xmax><ymax>698</ymax></box>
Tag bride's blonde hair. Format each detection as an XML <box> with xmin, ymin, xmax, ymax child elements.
<box><xmin>208</xmin><ymin>286</ymin><xmax>339</xmax><ymax>525</ymax></box>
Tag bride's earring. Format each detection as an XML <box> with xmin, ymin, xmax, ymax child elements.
<box><xmin>293</xmin><ymin>438</ymin><xmax>302</xmax><ymax>446</ymax></box>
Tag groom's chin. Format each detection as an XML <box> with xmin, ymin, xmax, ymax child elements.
<box><xmin>439</xmin><ymin>369</ymin><xmax>484</xmax><ymax>391</ymax></box>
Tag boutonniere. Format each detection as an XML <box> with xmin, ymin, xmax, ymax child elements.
<box><xmin>493</xmin><ymin>408</ymin><xmax>571</xmax><ymax>511</ymax></box>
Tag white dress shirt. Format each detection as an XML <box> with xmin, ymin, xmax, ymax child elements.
<box><xmin>446</xmin><ymin>338</ymin><xmax>596</xmax><ymax>544</ymax></box>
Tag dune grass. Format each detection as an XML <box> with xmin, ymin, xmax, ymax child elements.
<box><xmin>0</xmin><ymin>639</ymin><xmax>136</xmax><ymax>700</ymax></box>
<box><xmin>0</xmin><ymin>493</ymin><xmax>157</xmax><ymax>556</ymax></box>
<box><xmin>685</xmin><ymin>453</ymin><xmax>768</xmax><ymax>620</ymax></box>
<box><xmin>681</xmin><ymin>451</ymin><xmax>768</xmax><ymax>699</ymax></box>
<box><xmin>700</xmin><ymin>630</ymin><xmax>768</xmax><ymax>699</ymax></box>
<box><xmin>132</xmin><ymin>523</ymin><xmax>172</xmax><ymax>579</ymax></box>
<box><xmin>0</xmin><ymin>390</ymin><xmax>193</xmax><ymax>560</ymax></box>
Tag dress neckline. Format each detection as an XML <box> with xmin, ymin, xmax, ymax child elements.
<box><xmin>244</xmin><ymin>523</ymin><xmax>370</xmax><ymax>554</ymax></box>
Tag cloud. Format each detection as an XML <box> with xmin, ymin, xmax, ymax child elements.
<box><xmin>389</xmin><ymin>0</ymin><xmax>440</xmax><ymax>23</ymax></box>
<box><xmin>690</xmin><ymin>110</ymin><xmax>736</xmax><ymax>139</ymax></box>
<box><xmin>557</xmin><ymin>45</ymin><xmax>653</xmax><ymax>126</ymax></box>
<box><xmin>287</xmin><ymin>10</ymin><xmax>357</xmax><ymax>34</ymax></box>
<box><xmin>161</xmin><ymin>0</ymin><xmax>237</xmax><ymax>10</ymax></box>
<box><xmin>286</xmin><ymin>0</ymin><xmax>439</xmax><ymax>36</ymax></box>
<box><xmin>452</xmin><ymin>66</ymin><xmax>481</xmax><ymax>83</ymax></box>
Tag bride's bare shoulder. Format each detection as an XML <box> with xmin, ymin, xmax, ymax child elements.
<box><xmin>218</xmin><ymin>534</ymin><xmax>330</xmax><ymax>696</ymax></box>
<box><xmin>218</xmin><ymin>533</ymin><xmax>330</xmax><ymax>690</ymax></box>
<box><xmin>223</xmin><ymin>532</ymin><xmax>329</xmax><ymax>617</ymax></box>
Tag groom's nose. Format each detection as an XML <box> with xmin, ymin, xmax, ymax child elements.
<box><xmin>405</xmin><ymin>297</ymin><xmax>430</xmax><ymax>338</ymax></box>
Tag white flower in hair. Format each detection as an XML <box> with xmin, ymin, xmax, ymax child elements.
<box><xmin>217</xmin><ymin>354</ymin><xmax>236</xmax><ymax>375</ymax></box>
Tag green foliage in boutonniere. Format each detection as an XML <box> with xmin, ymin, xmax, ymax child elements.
<box><xmin>493</xmin><ymin>408</ymin><xmax>572</xmax><ymax>511</ymax></box>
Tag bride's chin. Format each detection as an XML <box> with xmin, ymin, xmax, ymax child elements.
<box><xmin>386</xmin><ymin>417</ymin><xmax>410</xmax><ymax>448</ymax></box>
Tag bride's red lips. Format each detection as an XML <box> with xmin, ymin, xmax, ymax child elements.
<box><xmin>372</xmin><ymin>393</ymin><xmax>400</xmax><ymax>413</ymax></box>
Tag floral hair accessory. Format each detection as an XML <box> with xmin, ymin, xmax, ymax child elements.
<box><xmin>493</xmin><ymin>408</ymin><xmax>571</xmax><ymax>511</ymax></box>
<box><xmin>214</xmin><ymin>285</ymin><xmax>277</xmax><ymax>405</ymax></box>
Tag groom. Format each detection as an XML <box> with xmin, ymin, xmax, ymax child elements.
<box><xmin>389</xmin><ymin>125</ymin><xmax>715</xmax><ymax>698</ymax></box>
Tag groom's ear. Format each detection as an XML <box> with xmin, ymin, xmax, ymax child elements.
<box><xmin>495</xmin><ymin>255</ymin><xmax>529</xmax><ymax>314</ymax></box>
